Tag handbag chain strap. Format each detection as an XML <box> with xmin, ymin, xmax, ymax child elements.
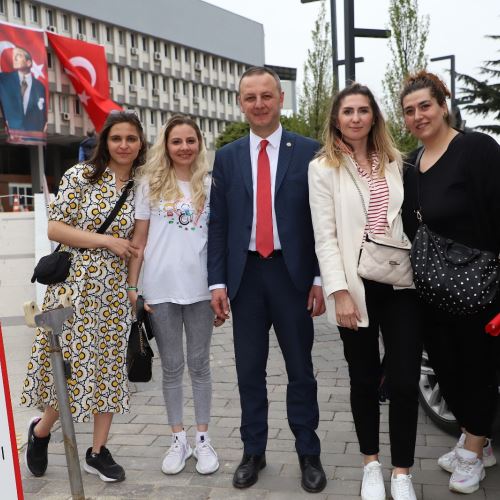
<box><xmin>344</xmin><ymin>158</ymin><xmax>373</xmax><ymax>234</ymax></box>
<box><xmin>55</xmin><ymin>179</ymin><xmax>134</xmax><ymax>253</ymax></box>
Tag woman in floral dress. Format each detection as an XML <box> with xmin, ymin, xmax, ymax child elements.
<box><xmin>21</xmin><ymin>111</ymin><xmax>146</xmax><ymax>482</ymax></box>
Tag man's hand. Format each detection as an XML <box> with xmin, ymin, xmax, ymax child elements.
<box><xmin>307</xmin><ymin>285</ymin><xmax>326</xmax><ymax>317</ymax></box>
<box><xmin>211</xmin><ymin>288</ymin><xmax>230</xmax><ymax>321</ymax></box>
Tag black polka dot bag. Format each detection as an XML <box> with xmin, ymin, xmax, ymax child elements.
<box><xmin>410</xmin><ymin>149</ymin><xmax>500</xmax><ymax>315</ymax></box>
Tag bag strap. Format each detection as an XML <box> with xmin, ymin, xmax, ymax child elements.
<box><xmin>54</xmin><ymin>179</ymin><xmax>134</xmax><ymax>253</ymax></box>
<box><xmin>344</xmin><ymin>159</ymin><xmax>371</xmax><ymax>232</ymax></box>
<box><xmin>414</xmin><ymin>147</ymin><xmax>425</xmax><ymax>223</ymax></box>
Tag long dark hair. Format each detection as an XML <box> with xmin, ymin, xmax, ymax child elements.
<box><xmin>84</xmin><ymin>111</ymin><xmax>147</xmax><ymax>183</ymax></box>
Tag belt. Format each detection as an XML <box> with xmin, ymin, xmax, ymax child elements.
<box><xmin>248</xmin><ymin>250</ymin><xmax>282</xmax><ymax>259</ymax></box>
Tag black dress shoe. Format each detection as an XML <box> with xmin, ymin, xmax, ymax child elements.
<box><xmin>233</xmin><ymin>453</ymin><xmax>266</xmax><ymax>489</ymax></box>
<box><xmin>299</xmin><ymin>455</ymin><xmax>327</xmax><ymax>493</ymax></box>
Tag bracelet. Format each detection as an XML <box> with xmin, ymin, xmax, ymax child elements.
<box><xmin>127</xmin><ymin>286</ymin><xmax>138</xmax><ymax>291</ymax></box>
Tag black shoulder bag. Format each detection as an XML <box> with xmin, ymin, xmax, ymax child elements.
<box><xmin>127</xmin><ymin>295</ymin><xmax>154</xmax><ymax>382</ymax></box>
<box><xmin>31</xmin><ymin>180</ymin><xmax>134</xmax><ymax>285</ymax></box>
<box><xmin>410</xmin><ymin>149</ymin><xmax>499</xmax><ymax>315</ymax></box>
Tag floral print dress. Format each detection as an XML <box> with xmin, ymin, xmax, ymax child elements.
<box><xmin>21</xmin><ymin>164</ymin><xmax>135</xmax><ymax>422</ymax></box>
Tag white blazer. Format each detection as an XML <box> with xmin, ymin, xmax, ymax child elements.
<box><xmin>308</xmin><ymin>154</ymin><xmax>407</xmax><ymax>328</ymax></box>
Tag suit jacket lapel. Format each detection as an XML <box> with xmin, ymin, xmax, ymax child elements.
<box><xmin>275</xmin><ymin>130</ymin><xmax>293</xmax><ymax>194</ymax></box>
<box><xmin>238</xmin><ymin>136</ymin><xmax>253</xmax><ymax>198</ymax></box>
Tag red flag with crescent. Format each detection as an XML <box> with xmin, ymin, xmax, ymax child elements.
<box><xmin>0</xmin><ymin>21</ymin><xmax>48</xmax><ymax>145</ymax></box>
<box><xmin>47</xmin><ymin>32</ymin><xmax>121</xmax><ymax>132</ymax></box>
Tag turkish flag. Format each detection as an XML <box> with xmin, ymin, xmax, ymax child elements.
<box><xmin>0</xmin><ymin>22</ymin><xmax>48</xmax><ymax>145</ymax></box>
<box><xmin>47</xmin><ymin>32</ymin><xmax>121</xmax><ymax>132</ymax></box>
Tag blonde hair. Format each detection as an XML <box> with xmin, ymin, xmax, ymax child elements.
<box><xmin>137</xmin><ymin>115</ymin><xmax>208</xmax><ymax>212</ymax></box>
<box><xmin>319</xmin><ymin>82</ymin><xmax>401</xmax><ymax>173</ymax></box>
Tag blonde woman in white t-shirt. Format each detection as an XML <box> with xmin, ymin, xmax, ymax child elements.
<box><xmin>128</xmin><ymin>115</ymin><xmax>221</xmax><ymax>476</ymax></box>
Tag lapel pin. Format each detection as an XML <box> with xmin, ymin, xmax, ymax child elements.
<box><xmin>286</xmin><ymin>142</ymin><xmax>292</xmax><ymax>147</ymax></box>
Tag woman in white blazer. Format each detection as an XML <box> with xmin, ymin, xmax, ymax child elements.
<box><xmin>308</xmin><ymin>83</ymin><xmax>422</xmax><ymax>500</ymax></box>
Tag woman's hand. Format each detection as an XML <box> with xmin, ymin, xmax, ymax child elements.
<box><xmin>104</xmin><ymin>235</ymin><xmax>139</xmax><ymax>260</ymax></box>
<box><xmin>128</xmin><ymin>289</ymin><xmax>139</xmax><ymax>313</ymax></box>
<box><xmin>333</xmin><ymin>290</ymin><xmax>361</xmax><ymax>331</ymax></box>
<box><xmin>214</xmin><ymin>317</ymin><xmax>225</xmax><ymax>327</ymax></box>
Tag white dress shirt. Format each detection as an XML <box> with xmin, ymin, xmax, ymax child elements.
<box><xmin>18</xmin><ymin>71</ymin><xmax>32</xmax><ymax>114</ymax></box>
<box><xmin>249</xmin><ymin>125</ymin><xmax>283</xmax><ymax>251</ymax></box>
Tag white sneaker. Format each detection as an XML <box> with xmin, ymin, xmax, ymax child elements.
<box><xmin>361</xmin><ymin>461</ymin><xmax>386</xmax><ymax>500</ymax></box>
<box><xmin>449</xmin><ymin>447</ymin><xmax>485</xmax><ymax>494</ymax></box>
<box><xmin>438</xmin><ymin>433</ymin><xmax>497</xmax><ymax>473</ymax></box>
<box><xmin>193</xmin><ymin>436</ymin><xmax>219</xmax><ymax>474</ymax></box>
<box><xmin>161</xmin><ymin>435</ymin><xmax>193</xmax><ymax>475</ymax></box>
<box><xmin>391</xmin><ymin>474</ymin><xmax>417</xmax><ymax>500</ymax></box>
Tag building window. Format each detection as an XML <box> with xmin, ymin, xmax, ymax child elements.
<box><xmin>173</xmin><ymin>80</ymin><xmax>178</xmax><ymax>93</ymax></box>
<box><xmin>139</xmin><ymin>108</ymin><xmax>145</xmax><ymax>122</ymax></box>
<box><xmin>221</xmin><ymin>60</ymin><xmax>226</xmax><ymax>72</ymax></box>
<box><xmin>219</xmin><ymin>90</ymin><xmax>224</xmax><ymax>103</ymax></box>
<box><xmin>202</xmin><ymin>86</ymin><xmax>207</xmax><ymax>99</ymax></box>
<box><xmin>74</xmin><ymin>98</ymin><xmax>81</xmax><ymax>115</ymax></box>
<box><xmin>164</xmin><ymin>43</ymin><xmax>169</xmax><ymax>57</ymax></box>
<box><xmin>48</xmin><ymin>95</ymin><xmax>53</xmax><ymax>112</ymax></box>
<box><xmin>210</xmin><ymin>88</ymin><xmax>215</xmax><ymax>101</ymax></box>
<box><xmin>106</xmin><ymin>26</ymin><xmax>112</xmax><ymax>42</ymax></box>
<box><xmin>60</xmin><ymin>95</ymin><xmax>69</xmax><ymax>113</ymax></box>
<box><xmin>130</xmin><ymin>33</ymin><xmax>137</xmax><ymax>48</ymax></box>
<box><xmin>77</xmin><ymin>18</ymin><xmax>85</xmax><ymax>35</ymax></box>
<box><xmin>194</xmin><ymin>52</ymin><xmax>199</xmax><ymax>63</ymax></box>
<box><xmin>193</xmin><ymin>85</ymin><xmax>198</xmax><ymax>97</ymax></box>
<box><xmin>9</xmin><ymin>183</ymin><xmax>33</xmax><ymax>208</ymax></box>
<box><xmin>47</xmin><ymin>52</ymin><xmax>53</xmax><ymax>68</ymax></box>
<box><xmin>116</xmin><ymin>67</ymin><xmax>123</xmax><ymax>83</ymax></box>
<box><xmin>212</xmin><ymin>58</ymin><xmax>217</xmax><ymax>71</ymax></box>
<box><xmin>200</xmin><ymin>118</ymin><xmax>205</xmax><ymax>131</ymax></box>
<box><xmin>91</xmin><ymin>22</ymin><xmax>97</xmax><ymax>39</ymax></box>
<box><xmin>62</xmin><ymin>14</ymin><xmax>69</xmax><ymax>31</ymax></box>
<box><xmin>228</xmin><ymin>92</ymin><xmax>232</xmax><ymax>104</ymax></box>
<box><xmin>153</xmin><ymin>40</ymin><xmax>159</xmax><ymax>52</ymax></box>
<box><xmin>203</xmin><ymin>55</ymin><xmax>207</xmax><ymax>67</ymax></box>
<box><xmin>29</xmin><ymin>4</ymin><xmax>38</xmax><ymax>23</ymax></box>
<box><xmin>12</xmin><ymin>0</ymin><xmax>21</xmax><ymax>18</ymax></box>
<box><xmin>182</xmin><ymin>81</ymin><xmax>187</xmax><ymax>96</ymax></box>
<box><xmin>0</xmin><ymin>0</ymin><xmax>5</xmax><ymax>14</ymax></box>
<box><xmin>129</xmin><ymin>70</ymin><xmax>135</xmax><ymax>85</ymax></box>
<box><xmin>118</xmin><ymin>30</ymin><xmax>124</xmax><ymax>45</ymax></box>
<box><xmin>218</xmin><ymin>121</ymin><xmax>223</xmax><ymax>133</ymax></box>
<box><xmin>229</xmin><ymin>62</ymin><xmax>234</xmax><ymax>74</ymax></box>
<box><xmin>174</xmin><ymin>46</ymin><xmax>179</xmax><ymax>60</ymax></box>
<box><xmin>152</xmin><ymin>75</ymin><xmax>158</xmax><ymax>89</ymax></box>
<box><xmin>142</xmin><ymin>36</ymin><xmax>147</xmax><ymax>51</ymax></box>
<box><xmin>208</xmin><ymin>120</ymin><xmax>213</xmax><ymax>133</ymax></box>
<box><xmin>150</xmin><ymin>110</ymin><xmax>155</xmax><ymax>125</ymax></box>
<box><xmin>140</xmin><ymin>72</ymin><xmax>146</xmax><ymax>88</ymax></box>
<box><xmin>162</xmin><ymin>77</ymin><xmax>167</xmax><ymax>91</ymax></box>
<box><xmin>45</xmin><ymin>8</ymin><xmax>54</xmax><ymax>26</ymax></box>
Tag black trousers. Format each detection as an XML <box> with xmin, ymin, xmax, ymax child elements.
<box><xmin>421</xmin><ymin>299</ymin><xmax>500</xmax><ymax>437</ymax></box>
<box><xmin>338</xmin><ymin>280</ymin><xmax>423</xmax><ymax>467</ymax></box>
<box><xmin>230</xmin><ymin>253</ymin><xmax>321</xmax><ymax>456</ymax></box>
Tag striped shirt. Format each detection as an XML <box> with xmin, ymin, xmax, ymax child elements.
<box><xmin>355</xmin><ymin>153</ymin><xmax>389</xmax><ymax>235</ymax></box>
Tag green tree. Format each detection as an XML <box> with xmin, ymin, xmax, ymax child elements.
<box><xmin>457</xmin><ymin>34</ymin><xmax>500</xmax><ymax>136</ymax></box>
<box><xmin>383</xmin><ymin>0</ymin><xmax>429</xmax><ymax>152</ymax></box>
<box><xmin>215</xmin><ymin>115</ymin><xmax>310</xmax><ymax>149</ymax></box>
<box><xmin>298</xmin><ymin>0</ymin><xmax>333</xmax><ymax>141</ymax></box>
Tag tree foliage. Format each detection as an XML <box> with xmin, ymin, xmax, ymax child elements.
<box><xmin>383</xmin><ymin>0</ymin><xmax>429</xmax><ymax>152</ymax></box>
<box><xmin>215</xmin><ymin>115</ymin><xmax>310</xmax><ymax>149</ymax></box>
<box><xmin>298</xmin><ymin>0</ymin><xmax>333</xmax><ymax>141</ymax></box>
<box><xmin>457</xmin><ymin>35</ymin><xmax>500</xmax><ymax>136</ymax></box>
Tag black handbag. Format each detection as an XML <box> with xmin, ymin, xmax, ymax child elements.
<box><xmin>410</xmin><ymin>148</ymin><xmax>500</xmax><ymax>315</ymax></box>
<box><xmin>31</xmin><ymin>180</ymin><xmax>134</xmax><ymax>285</ymax></box>
<box><xmin>127</xmin><ymin>297</ymin><xmax>154</xmax><ymax>382</ymax></box>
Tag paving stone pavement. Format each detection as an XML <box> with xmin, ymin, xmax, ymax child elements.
<box><xmin>16</xmin><ymin>314</ymin><xmax>500</xmax><ymax>499</ymax></box>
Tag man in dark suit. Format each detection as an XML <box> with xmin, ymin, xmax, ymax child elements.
<box><xmin>207</xmin><ymin>66</ymin><xmax>326</xmax><ymax>493</ymax></box>
<box><xmin>0</xmin><ymin>46</ymin><xmax>47</xmax><ymax>132</ymax></box>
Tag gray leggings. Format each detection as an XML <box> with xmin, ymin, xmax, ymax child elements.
<box><xmin>149</xmin><ymin>300</ymin><xmax>213</xmax><ymax>426</ymax></box>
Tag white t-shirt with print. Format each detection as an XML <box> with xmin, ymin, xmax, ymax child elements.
<box><xmin>135</xmin><ymin>178</ymin><xmax>211</xmax><ymax>305</ymax></box>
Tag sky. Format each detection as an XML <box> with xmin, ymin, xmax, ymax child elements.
<box><xmin>204</xmin><ymin>0</ymin><xmax>499</xmax><ymax>133</ymax></box>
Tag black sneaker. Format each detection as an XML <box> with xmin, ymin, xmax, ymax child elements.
<box><xmin>84</xmin><ymin>446</ymin><xmax>125</xmax><ymax>482</ymax></box>
<box><xmin>25</xmin><ymin>416</ymin><xmax>51</xmax><ymax>477</ymax></box>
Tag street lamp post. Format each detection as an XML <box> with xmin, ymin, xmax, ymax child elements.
<box><xmin>430</xmin><ymin>54</ymin><xmax>456</xmax><ymax>112</ymax></box>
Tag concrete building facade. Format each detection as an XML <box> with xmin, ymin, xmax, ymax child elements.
<box><xmin>0</xmin><ymin>0</ymin><xmax>265</xmax><ymax>210</ymax></box>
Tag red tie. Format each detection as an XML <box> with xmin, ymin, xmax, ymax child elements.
<box><xmin>256</xmin><ymin>139</ymin><xmax>274</xmax><ymax>258</ymax></box>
